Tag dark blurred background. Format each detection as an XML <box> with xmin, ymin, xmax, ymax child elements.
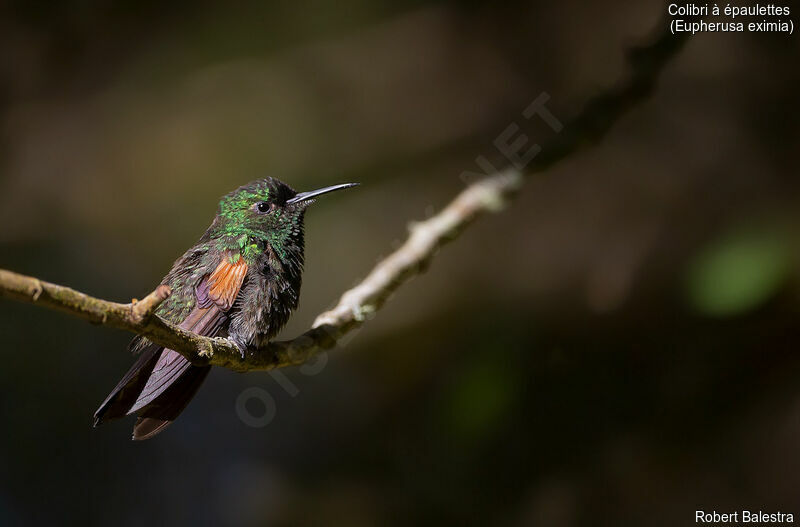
<box><xmin>1</xmin><ymin>1</ymin><xmax>799</xmax><ymax>525</ymax></box>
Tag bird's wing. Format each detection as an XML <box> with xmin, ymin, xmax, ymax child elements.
<box><xmin>129</xmin><ymin>252</ymin><xmax>248</xmax><ymax>412</ymax></box>
<box><xmin>206</xmin><ymin>253</ymin><xmax>249</xmax><ymax>310</ymax></box>
<box><xmin>93</xmin><ymin>251</ymin><xmax>248</xmax><ymax>432</ymax></box>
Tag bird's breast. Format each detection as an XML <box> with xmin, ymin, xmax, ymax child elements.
<box><xmin>227</xmin><ymin>270</ymin><xmax>299</xmax><ymax>347</ymax></box>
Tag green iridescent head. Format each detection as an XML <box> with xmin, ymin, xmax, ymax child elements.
<box><xmin>212</xmin><ymin>177</ymin><xmax>357</xmax><ymax>263</ymax></box>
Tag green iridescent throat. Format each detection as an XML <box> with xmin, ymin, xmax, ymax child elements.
<box><xmin>212</xmin><ymin>183</ymin><xmax>296</xmax><ymax>264</ymax></box>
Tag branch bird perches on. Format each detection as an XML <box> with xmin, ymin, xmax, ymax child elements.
<box><xmin>0</xmin><ymin>19</ymin><xmax>691</xmax><ymax>372</ymax></box>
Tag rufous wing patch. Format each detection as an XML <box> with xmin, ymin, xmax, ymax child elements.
<box><xmin>207</xmin><ymin>252</ymin><xmax>248</xmax><ymax>310</ymax></box>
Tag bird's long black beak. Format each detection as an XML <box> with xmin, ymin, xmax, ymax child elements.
<box><xmin>287</xmin><ymin>182</ymin><xmax>359</xmax><ymax>204</ymax></box>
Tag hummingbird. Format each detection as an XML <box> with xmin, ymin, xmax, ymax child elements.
<box><xmin>93</xmin><ymin>178</ymin><xmax>358</xmax><ymax>440</ymax></box>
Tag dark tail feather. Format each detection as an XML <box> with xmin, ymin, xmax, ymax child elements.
<box><xmin>95</xmin><ymin>296</ymin><xmax>226</xmax><ymax>438</ymax></box>
<box><xmin>132</xmin><ymin>417</ymin><xmax>171</xmax><ymax>440</ymax></box>
<box><xmin>132</xmin><ymin>362</ymin><xmax>211</xmax><ymax>441</ymax></box>
<box><xmin>93</xmin><ymin>343</ymin><xmax>161</xmax><ymax>426</ymax></box>
<box><xmin>94</xmin><ymin>347</ymin><xmax>211</xmax><ymax>440</ymax></box>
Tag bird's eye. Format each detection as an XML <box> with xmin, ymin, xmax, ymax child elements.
<box><xmin>256</xmin><ymin>201</ymin><xmax>270</xmax><ymax>213</ymax></box>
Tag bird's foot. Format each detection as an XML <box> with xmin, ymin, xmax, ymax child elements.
<box><xmin>228</xmin><ymin>336</ymin><xmax>248</xmax><ymax>359</ymax></box>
